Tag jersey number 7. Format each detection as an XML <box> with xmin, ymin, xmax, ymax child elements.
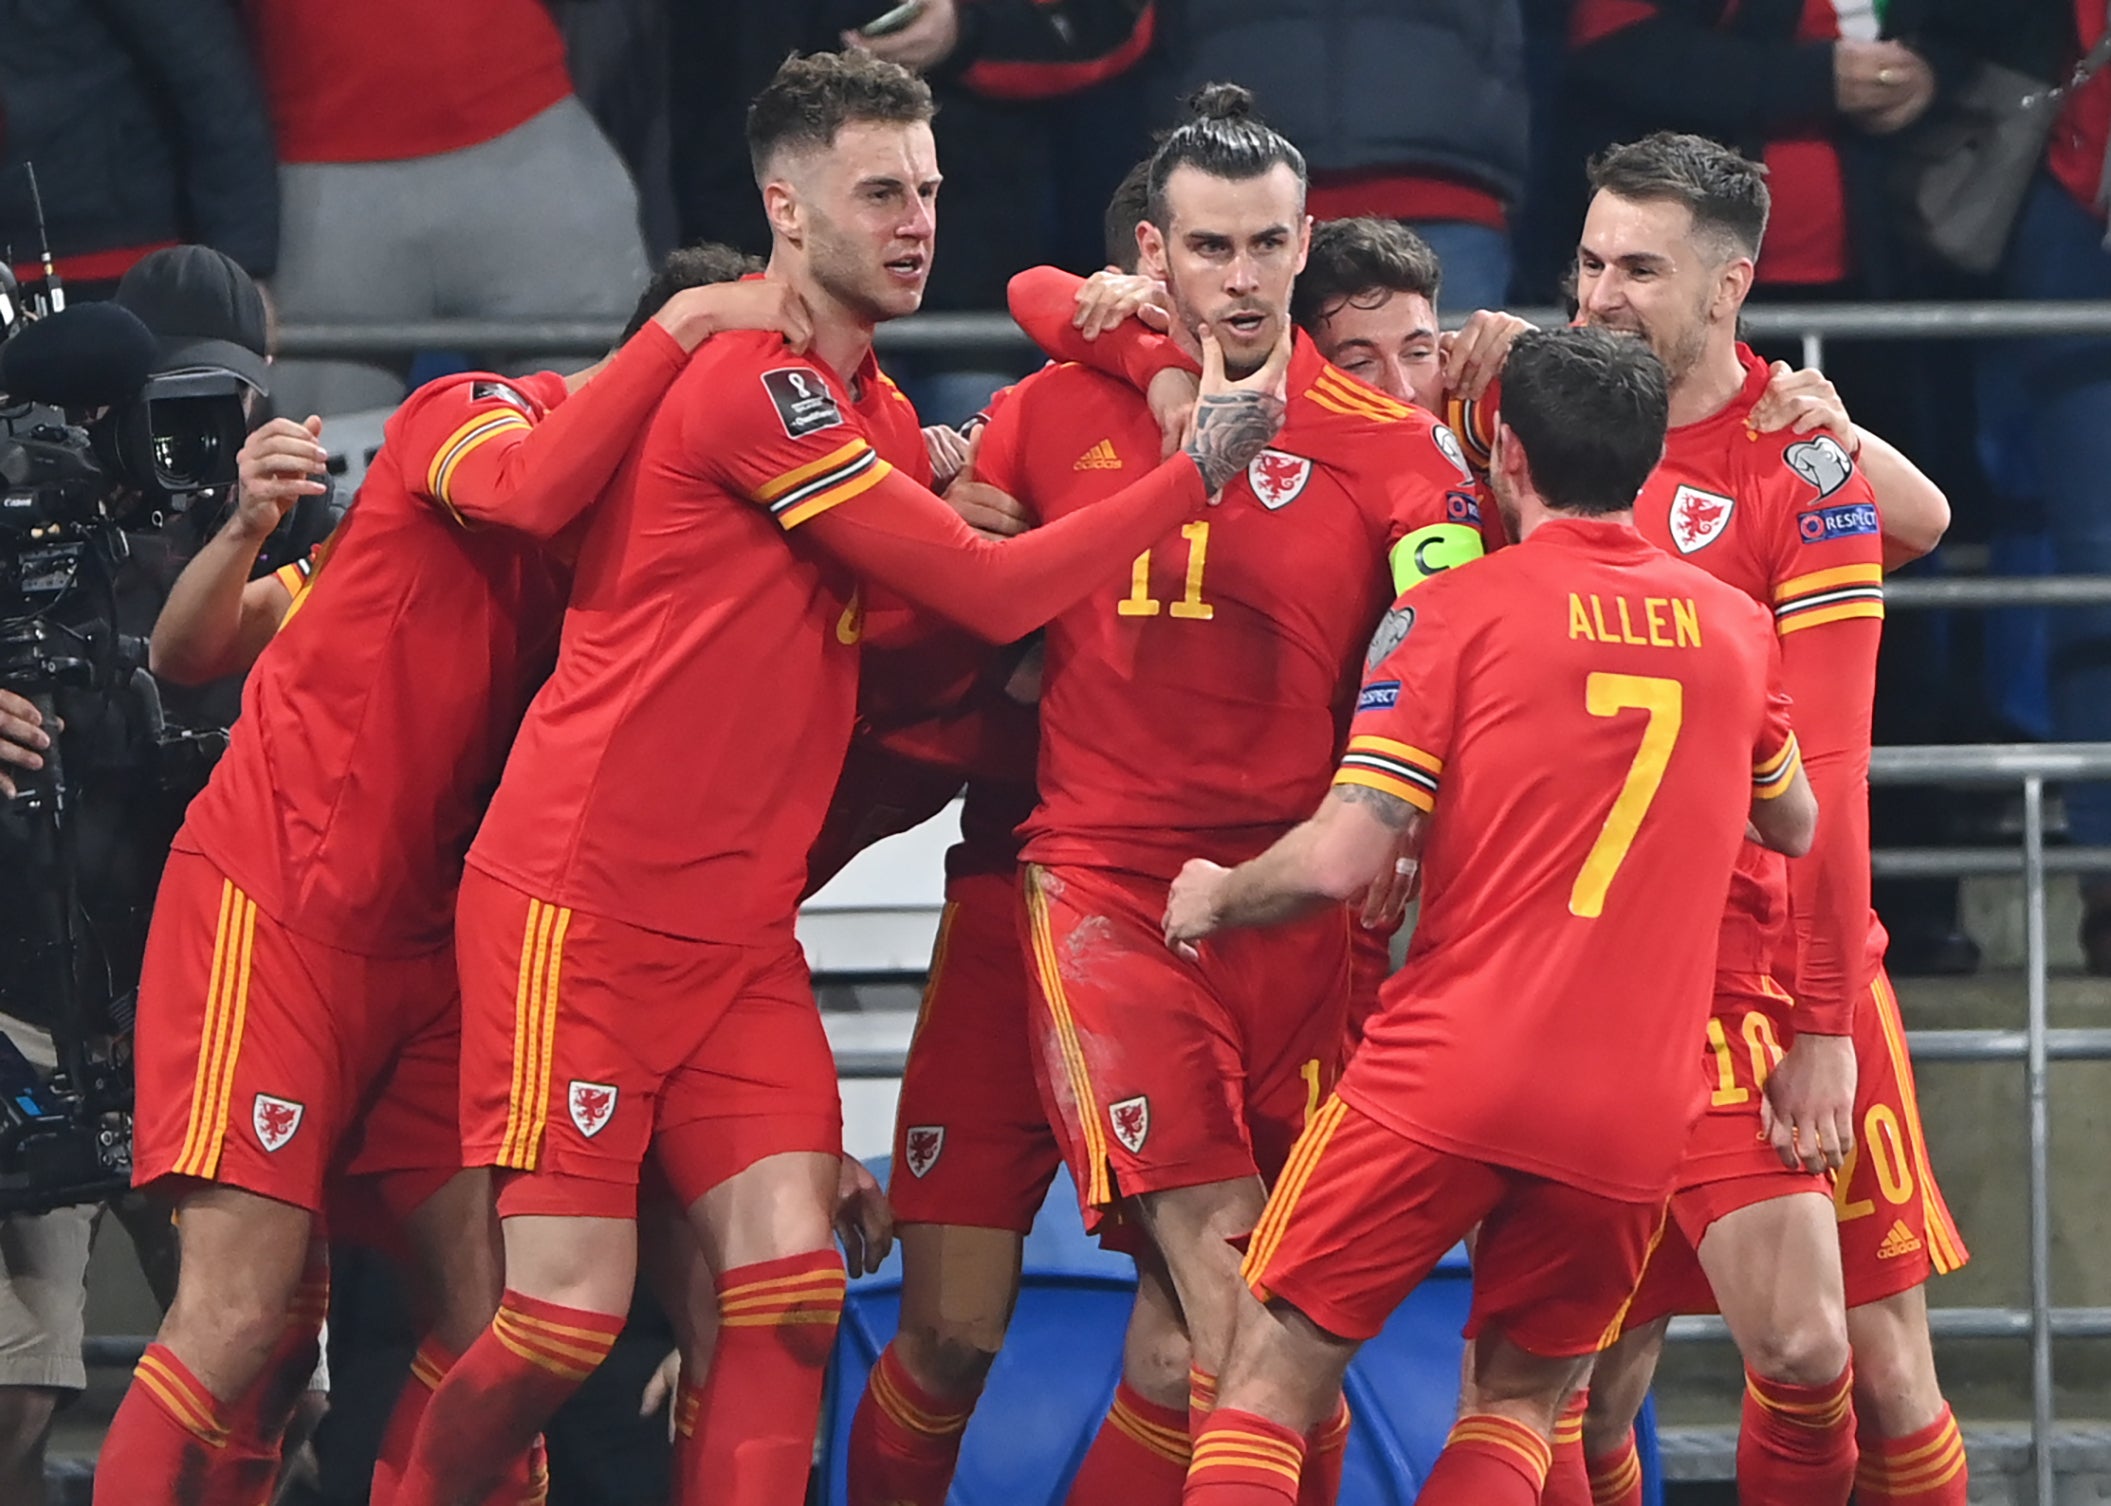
<box><xmin>1570</xmin><ymin>673</ymin><xmax>1684</xmax><ymax>919</ymax></box>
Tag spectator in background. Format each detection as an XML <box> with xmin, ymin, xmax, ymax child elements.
<box><xmin>1563</xmin><ymin>0</ymin><xmax>1934</xmax><ymax>295</ymax></box>
<box><xmin>245</xmin><ymin>0</ymin><xmax>652</xmax><ymax>420</ymax></box>
<box><xmin>1169</xmin><ymin>0</ymin><xmax>1528</xmax><ymax>314</ymax></box>
<box><xmin>1892</xmin><ymin>0</ymin><xmax>2111</xmax><ymax>974</ymax></box>
<box><xmin>0</xmin><ymin>0</ymin><xmax>278</xmax><ymax>300</ymax></box>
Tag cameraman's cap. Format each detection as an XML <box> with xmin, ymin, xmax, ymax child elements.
<box><xmin>113</xmin><ymin>245</ymin><xmax>271</xmax><ymax>397</ymax></box>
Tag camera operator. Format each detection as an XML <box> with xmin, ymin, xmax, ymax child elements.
<box><xmin>0</xmin><ymin>244</ymin><xmax>304</xmax><ymax>1506</ymax></box>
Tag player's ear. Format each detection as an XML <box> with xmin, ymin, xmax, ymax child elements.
<box><xmin>762</xmin><ymin>177</ymin><xmax>803</xmax><ymax>245</ymax></box>
<box><xmin>1293</xmin><ymin>212</ymin><xmax>1312</xmax><ymax>277</ymax></box>
<box><xmin>1713</xmin><ymin>255</ymin><xmax>1756</xmax><ymax>324</ymax></box>
<box><xmin>1136</xmin><ymin>219</ymin><xmax>1170</xmax><ymax>284</ymax></box>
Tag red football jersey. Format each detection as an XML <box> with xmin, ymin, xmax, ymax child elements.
<box><xmin>1633</xmin><ymin>345</ymin><xmax>1884</xmax><ymax>1034</ymax></box>
<box><xmin>980</xmin><ymin>335</ymin><xmax>1485</xmax><ymax>878</ymax></box>
<box><xmin>179</xmin><ymin>324</ymin><xmax>691</xmax><ymax>954</ymax></box>
<box><xmin>466</xmin><ymin>333</ymin><xmax>933</xmax><ymax>942</ymax></box>
<box><xmin>1338</xmin><ymin>518</ymin><xmax>1800</xmax><ymax>1201</ymax></box>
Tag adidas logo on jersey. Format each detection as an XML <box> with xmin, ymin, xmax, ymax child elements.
<box><xmin>1876</xmin><ymin>1220</ymin><xmax>1923</xmax><ymax>1260</ymax></box>
<box><xmin>1074</xmin><ymin>439</ymin><xmax>1123</xmax><ymax>471</ymax></box>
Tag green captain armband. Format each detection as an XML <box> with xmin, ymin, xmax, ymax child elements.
<box><xmin>1389</xmin><ymin>523</ymin><xmax>1484</xmax><ymax>593</ymax></box>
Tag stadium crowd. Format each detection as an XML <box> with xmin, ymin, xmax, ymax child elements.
<box><xmin>0</xmin><ymin>2</ymin><xmax>2107</xmax><ymax>1504</ymax></box>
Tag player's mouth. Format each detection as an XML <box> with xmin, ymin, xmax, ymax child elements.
<box><xmin>883</xmin><ymin>253</ymin><xmax>927</xmax><ymax>283</ymax></box>
<box><xmin>1220</xmin><ymin>309</ymin><xmax>1269</xmax><ymax>339</ymax></box>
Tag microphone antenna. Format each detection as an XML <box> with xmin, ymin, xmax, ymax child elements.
<box><xmin>23</xmin><ymin>163</ymin><xmax>62</xmax><ymax>313</ymax></box>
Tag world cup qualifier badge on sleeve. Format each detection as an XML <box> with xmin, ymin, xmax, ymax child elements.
<box><xmin>762</xmin><ymin>368</ymin><xmax>845</xmax><ymax>439</ymax></box>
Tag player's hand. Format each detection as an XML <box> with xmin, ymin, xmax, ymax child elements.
<box><xmin>654</xmin><ymin>277</ymin><xmax>813</xmax><ymax>355</ymax></box>
<box><xmin>836</xmin><ymin>1154</ymin><xmax>895</xmax><ymax>1278</ymax></box>
<box><xmin>1147</xmin><ymin>367</ymin><xmax>1201</xmax><ymax>461</ymax></box>
<box><xmin>0</xmin><ymin>688</ymin><xmax>55</xmax><ymax>800</ymax></box>
<box><xmin>843</xmin><ymin>0</ymin><xmax>962</xmax><ymax>72</ymax></box>
<box><xmin>1359</xmin><ymin>833</ymin><xmax>1422</xmax><ymax>932</ymax></box>
<box><xmin>639</xmin><ymin>1349</ymin><xmax>680</xmax><ymax>1441</ymax></box>
<box><xmin>1761</xmin><ymin>1032</ymin><xmax>1858</xmax><ymax>1175</ymax></box>
<box><xmin>924</xmin><ymin>423</ymin><xmax>972</xmax><ymax>491</ymax></box>
<box><xmin>1440</xmin><ymin>310</ymin><xmax>1533</xmax><ymax>402</ymax></box>
<box><xmin>1187</xmin><ymin>319</ymin><xmax>1292</xmax><ymax>496</ymax></box>
<box><xmin>943</xmin><ymin>424</ymin><xmax>1032</xmax><ymax>538</ymax></box>
<box><xmin>1072</xmin><ymin>269</ymin><xmax>1172</xmax><ymax>341</ymax></box>
<box><xmin>1164</xmin><ymin>858</ymin><xmax>1230</xmax><ymax>960</ymax></box>
<box><xmin>234</xmin><ymin>416</ymin><xmax>329</xmax><ymax>537</ymax></box>
<box><xmin>1834</xmin><ymin>40</ymin><xmax>1935</xmax><ymax>131</ymax></box>
<box><xmin>1751</xmin><ymin>361</ymin><xmax>1860</xmax><ymax>454</ymax></box>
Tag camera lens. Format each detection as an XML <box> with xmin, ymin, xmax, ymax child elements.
<box><xmin>151</xmin><ymin>417</ymin><xmax>221</xmax><ymax>487</ymax></box>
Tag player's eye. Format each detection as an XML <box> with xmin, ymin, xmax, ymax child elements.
<box><xmin>1405</xmin><ymin>345</ymin><xmax>1436</xmax><ymax>363</ymax></box>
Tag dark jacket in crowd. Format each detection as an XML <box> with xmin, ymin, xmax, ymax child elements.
<box><xmin>1164</xmin><ymin>0</ymin><xmax>1531</xmax><ymax>203</ymax></box>
<box><xmin>1883</xmin><ymin>0</ymin><xmax>2078</xmax><ymax>87</ymax></box>
<box><xmin>0</xmin><ymin>0</ymin><xmax>279</xmax><ymax>278</ymax></box>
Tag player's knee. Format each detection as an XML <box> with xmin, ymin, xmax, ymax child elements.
<box><xmin>894</xmin><ymin>1321</ymin><xmax>1001</xmax><ymax>1400</ymax></box>
<box><xmin>1847</xmin><ymin>1301</ymin><xmax>1945</xmax><ymax>1435</ymax></box>
<box><xmin>164</xmin><ymin>1270</ymin><xmax>298</xmax><ymax>1370</ymax></box>
<box><xmin>0</xmin><ymin>1386</ymin><xmax>58</xmax><ymax>1471</ymax></box>
<box><xmin>1744</xmin><ymin>1309</ymin><xmax>1851</xmax><ymax>1386</ymax></box>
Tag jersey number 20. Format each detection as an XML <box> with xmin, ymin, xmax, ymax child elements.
<box><xmin>1570</xmin><ymin>672</ymin><xmax>1684</xmax><ymax>919</ymax></box>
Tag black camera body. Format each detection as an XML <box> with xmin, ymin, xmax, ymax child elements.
<box><xmin>0</xmin><ymin>316</ymin><xmax>248</xmax><ymax>1214</ymax></box>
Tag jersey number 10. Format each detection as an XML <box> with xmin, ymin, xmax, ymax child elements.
<box><xmin>1570</xmin><ymin>673</ymin><xmax>1685</xmax><ymax>919</ymax></box>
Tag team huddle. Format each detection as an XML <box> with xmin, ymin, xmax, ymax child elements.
<box><xmin>93</xmin><ymin>47</ymin><xmax>1970</xmax><ymax>1506</ymax></box>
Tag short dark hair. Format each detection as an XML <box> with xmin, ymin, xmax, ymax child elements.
<box><xmin>746</xmin><ymin>50</ymin><xmax>935</xmax><ymax>182</ymax></box>
<box><xmin>1291</xmin><ymin>217</ymin><xmax>1443</xmax><ymax>331</ymax></box>
<box><xmin>1146</xmin><ymin>83</ymin><xmax>1307</xmax><ymax>228</ymax></box>
<box><xmin>1104</xmin><ymin>159</ymin><xmax>1152</xmax><ymax>272</ymax></box>
<box><xmin>620</xmin><ymin>242</ymin><xmax>764</xmax><ymax>343</ymax></box>
<box><xmin>1498</xmin><ymin>328</ymin><xmax>1669</xmax><ymax>515</ymax></box>
<box><xmin>1587</xmin><ymin>132</ymin><xmax>1770</xmax><ymax>262</ymax></box>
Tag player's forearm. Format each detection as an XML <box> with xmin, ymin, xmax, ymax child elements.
<box><xmin>150</xmin><ymin>515</ymin><xmax>279</xmax><ymax>684</ymax></box>
<box><xmin>443</xmin><ymin>323</ymin><xmax>688</xmax><ymax>537</ymax></box>
<box><xmin>1213</xmin><ymin>823</ymin><xmax>1351</xmax><ymax>931</ymax></box>
<box><xmin>1779</xmin><ymin>619</ymin><xmax>1880</xmax><ymax>1035</ymax></box>
<box><xmin>803</xmin><ymin>456</ymin><xmax>1207</xmax><ymax>642</ymax></box>
<box><xmin>1007</xmin><ymin>267</ymin><xmax>1192</xmax><ymax>392</ymax></box>
<box><xmin>1859</xmin><ymin>426</ymin><xmax>1950</xmax><ymax>567</ymax></box>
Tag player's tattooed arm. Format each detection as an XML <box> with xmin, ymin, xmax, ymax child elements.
<box><xmin>1182</xmin><ymin>318</ymin><xmax>1294</xmax><ymax>494</ymax></box>
<box><xmin>1164</xmin><ymin>784</ymin><xmax>1425</xmax><ymax>954</ymax></box>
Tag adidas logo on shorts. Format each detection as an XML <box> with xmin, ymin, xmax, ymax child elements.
<box><xmin>1876</xmin><ymin>1219</ymin><xmax>1923</xmax><ymax>1260</ymax></box>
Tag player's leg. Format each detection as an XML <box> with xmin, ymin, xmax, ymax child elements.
<box><xmin>851</xmin><ymin>874</ymin><xmax>1059</xmax><ymax>1506</ymax></box>
<box><xmin>1065</xmin><ymin>1242</ymin><xmax>1196</xmax><ymax>1506</ymax></box>
<box><xmin>1192</xmin><ymin>1100</ymin><xmax>1505</xmax><ymax>1506</ymax></box>
<box><xmin>1838</xmin><ymin>968</ymin><xmax>1970</xmax><ymax>1505</ymax></box>
<box><xmin>637</xmin><ymin>1187</ymin><xmax>718</xmax><ymax>1474</ymax></box>
<box><xmin>395</xmin><ymin>872</ymin><xmax>689</xmax><ymax>1506</ymax></box>
<box><xmin>97</xmin><ymin>853</ymin><xmax>361</xmax><ymax>1506</ymax></box>
<box><xmin>1694</xmin><ymin>1188</ymin><xmax>1858</xmax><ymax>1506</ymax></box>
<box><xmin>656</xmin><ymin>941</ymin><xmax>847</xmax><ymax>1506</ymax></box>
<box><xmin>1579</xmin><ymin>1320</ymin><xmax>1664</xmax><ymax>1506</ymax></box>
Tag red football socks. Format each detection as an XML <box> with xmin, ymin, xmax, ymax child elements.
<box><xmin>1540</xmin><ymin>1392</ymin><xmax>1593</xmax><ymax>1506</ymax></box>
<box><xmin>1296</xmin><ymin>1397</ymin><xmax>1351</xmax><ymax>1506</ymax></box>
<box><xmin>1185</xmin><ymin>1407</ymin><xmax>1306</xmax><ymax>1506</ymax></box>
<box><xmin>1417</xmin><ymin>1414</ymin><xmax>1552</xmax><ymax>1506</ymax></box>
<box><xmin>394</xmin><ymin>1290</ymin><xmax>622</xmax><ymax>1506</ymax></box>
<box><xmin>1585</xmin><ymin>1424</ymin><xmax>1644</xmax><ymax>1506</ymax></box>
<box><xmin>220</xmin><ymin>1255</ymin><xmax>329</xmax><ymax>1505</ymax></box>
<box><xmin>1855</xmin><ymin>1406</ymin><xmax>1969</xmax><ymax>1504</ymax></box>
<box><xmin>678</xmin><ymin>1249</ymin><xmax>846</xmax><ymax>1506</ymax></box>
<box><xmin>1738</xmin><ymin>1365</ymin><xmax>1857</xmax><ymax>1506</ymax></box>
<box><xmin>1188</xmin><ymin>1368</ymin><xmax>1219</xmax><ymax>1435</ymax></box>
<box><xmin>1065</xmin><ymin>1380</ymin><xmax>1192</xmax><ymax>1505</ymax></box>
<box><xmin>371</xmin><ymin>1336</ymin><xmax>456</xmax><ymax>1506</ymax></box>
<box><xmin>846</xmin><ymin>1342</ymin><xmax>980</xmax><ymax>1506</ymax></box>
<box><xmin>92</xmin><ymin>1342</ymin><xmax>231</xmax><ymax>1506</ymax></box>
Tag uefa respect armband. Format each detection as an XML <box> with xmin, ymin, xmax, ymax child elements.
<box><xmin>1389</xmin><ymin>522</ymin><xmax>1484</xmax><ymax>593</ymax></box>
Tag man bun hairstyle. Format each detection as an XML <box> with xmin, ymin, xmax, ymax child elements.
<box><xmin>1588</xmin><ymin>131</ymin><xmax>1770</xmax><ymax>263</ymax></box>
<box><xmin>621</xmin><ymin>242</ymin><xmax>764</xmax><ymax>343</ymax></box>
<box><xmin>747</xmin><ymin>50</ymin><xmax>936</xmax><ymax>182</ymax></box>
<box><xmin>1146</xmin><ymin>82</ymin><xmax>1308</xmax><ymax>228</ymax></box>
<box><xmin>1292</xmin><ymin>217</ymin><xmax>1443</xmax><ymax>332</ymax></box>
<box><xmin>1498</xmin><ymin>327</ymin><xmax>1669</xmax><ymax>516</ymax></box>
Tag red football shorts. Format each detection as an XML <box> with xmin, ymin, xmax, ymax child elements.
<box><xmin>889</xmin><ymin>871</ymin><xmax>1062</xmax><ymax>1233</ymax></box>
<box><xmin>132</xmin><ymin>848</ymin><xmax>460</xmax><ymax>1212</ymax></box>
<box><xmin>1835</xmin><ymin>967</ymin><xmax>1969</xmax><ymax>1305</ymax></box>
<box><xmin>1018</xmin><ymin>863</ymin><xmax>1349</xmax><ymax>1234</ymax></box>
<box><xmin>454</xmin><ymin>867</ymin><xmax>841</xmax><ymax>1217</ymax></box>
<box><xmin>1244</xmin><ymin>1096</ymin><xmax>1666</xmax><ymax>1355</ymax></box>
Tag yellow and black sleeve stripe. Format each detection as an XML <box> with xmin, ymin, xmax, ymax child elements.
<box><xmin>1333</xmin><ymin>734</ymin><xmax>1442</xmax><ymax>812</ymax></box>
<box><xmin>1752</xmin><ymin>733</ymin><xmax>1803</xmax><ymax>799</ymax></box>
<box><xmin>1773</xmin><ymin>563</ymin><xmax>1884</xmax><ymax>635</ymax></box>
<box><xmin>752</xmin><ymin>438</ymin><xmax>892</xmax><ymax>530</ymax></box>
